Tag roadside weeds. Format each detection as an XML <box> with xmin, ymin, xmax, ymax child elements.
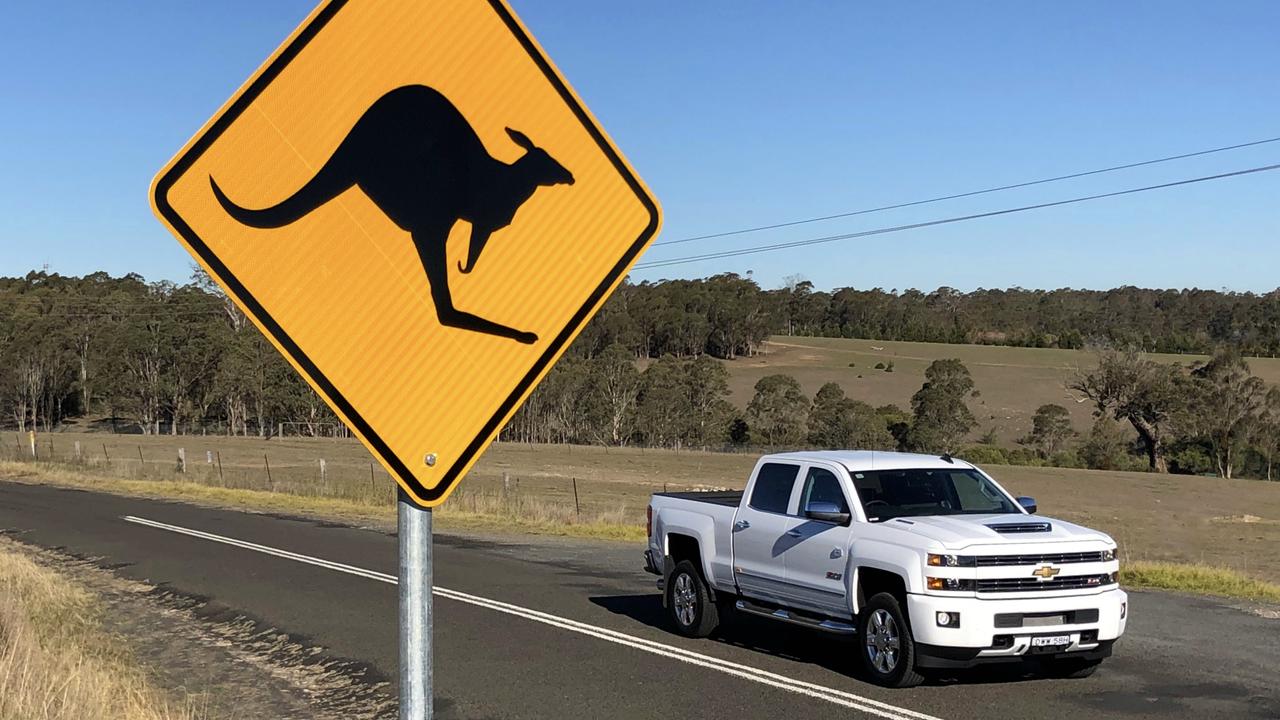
<box><xmin>1120</xmin><ymin>561</ymin><xmax>1280</xmax><ymax>604</ymax></box>
<box><xmin>0</xmin><ymin>539</ymin><xmax>202</xmax><ymax>720</ymax></box>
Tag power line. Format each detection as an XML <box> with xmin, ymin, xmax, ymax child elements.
<box><xmin>654</xmin><ymin>136</ymin><xmax>1280</xmax><ymax>247</ymax></box>
<box><xmin>634</xmin><ymin>162</ymin><xmax>1280</xmax><ymax>270</ymax></box>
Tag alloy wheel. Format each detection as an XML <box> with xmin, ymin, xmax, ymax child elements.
<box><xmin>865</xmin><ymin>608</ymin><xmax>900</xmax><ymax>674</ymax></box>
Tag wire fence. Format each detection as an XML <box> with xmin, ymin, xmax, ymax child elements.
<box><xmin>0</xmin><ymin>432</ymin><xmax>741</xmax><ymax>528</ymax></box>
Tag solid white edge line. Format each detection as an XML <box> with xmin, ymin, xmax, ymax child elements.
<box><xmin>121</xmin><ymin>515</ymin><xmax>945</xmax><ymax>720</ymax></box>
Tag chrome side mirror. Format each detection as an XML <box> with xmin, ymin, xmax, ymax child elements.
<box><xmin>805</xmin><ymin>501</ymin><xmax>851</xmax><ymax>525</ymax></box>
<box><xmin>1017</xmin><ymin>496</ymin><xmax>1038</xmax><ymax>514</ymax></box>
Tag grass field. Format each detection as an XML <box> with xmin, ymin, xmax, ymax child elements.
<box><xmin>736</xmin><ymin>337</ymin><xmax>1280</xmax><ymax>444</ymax></box>
<box><xmin>4</xmin><ymin>431</ymin><xmax>1280</xmax><ymax>590</ymax></box>
<box><xmin>0</xmin><ymin>539</ymin><xmax>201</xmax><ymax>720</ymax></box>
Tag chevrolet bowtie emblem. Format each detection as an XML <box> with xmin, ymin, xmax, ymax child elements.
<box><xmin>1031</xmin><ymin>565</ymin><xmax>1061</xmax><ymax>580</ymax></box>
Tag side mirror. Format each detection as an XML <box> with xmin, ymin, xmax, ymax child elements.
<box><xmin>805</xmin><ymin>501</ymin><xmax>851</xmax><ymax>525</ymax></box>
<box><xmin>1017</xmin><ymin>496</ymin><xmax>1038</xmax><ymax>514</ymax></box>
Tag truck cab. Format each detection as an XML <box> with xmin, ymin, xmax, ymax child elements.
<box><xmin>645</xmin><ymin>451</ymin><xmax>1127</xmax><ymax>687</ymax></box>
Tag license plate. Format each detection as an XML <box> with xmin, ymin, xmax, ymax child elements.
<box><xmin>1031</xmin><ymin>635</ymin><xmax>1071</xmax><ymax>648</ymax></box>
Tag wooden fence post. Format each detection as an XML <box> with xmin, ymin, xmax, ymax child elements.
<box><xmin>572</xmin><ymin>477</ymin><xmax>580</xmax><ymax>520</ymax></box>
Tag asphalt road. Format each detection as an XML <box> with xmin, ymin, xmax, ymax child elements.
<box><xmin>0</xmin><ymin>481</ymin><xmax>1277</xmax><ymax>720</ymax></box>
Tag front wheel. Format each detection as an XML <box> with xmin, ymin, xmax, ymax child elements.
<box><xmin>858</xmin><ymin>592</ymin><xmax>925</xmax><ymax>688</ymax></box>
<box><xmin>666</xmin><ymin>560</ymin><xmax>719</xmax><ymax>638</ymax></box>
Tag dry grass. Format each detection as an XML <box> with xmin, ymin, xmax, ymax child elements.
<box><xmin>0</xmin><ymin>542</ymin><xmax>202</xmax><ymax>720</ymax></box>
<box><xmin>1121</xmin><ymin>561</ymin><xmax>1280</xmax><ymax>603</ymax></box>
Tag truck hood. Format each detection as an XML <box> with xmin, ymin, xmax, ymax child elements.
<box><xmin>887</xmin><ymin>514</ymin><xmax>1113</xmax><ymax>550</ymax></box>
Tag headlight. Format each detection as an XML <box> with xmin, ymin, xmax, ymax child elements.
<box><xmin>1101</xmin><ymin>548</ymin><xmax>1116</xmax><ymax>562</ymax></box>
<box><xmin>926</xmin><ymin>577</ymin><xmax>976</xmax><ymax>591</ymax></box>
<box><xmin>927</xmin><ymin>553</ymin><xmax>976</xmax><ymax>567</ymax></box>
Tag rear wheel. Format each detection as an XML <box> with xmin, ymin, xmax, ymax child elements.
<box><xmin>858</xmin><ymin>592</ymin><xmax>925</xmax><ymax>688</ymax></box>
<box><xmin>666</xmin><ymin>560</ymin><xmax>720</xmax><ymax>638</ymax></box>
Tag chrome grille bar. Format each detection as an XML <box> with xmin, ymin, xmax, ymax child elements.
<box><xmin>975</xmin><ymin>551</ymin><xmax>1107</xmax><ymax>567</ymax></box>
<box><xmin>977</xmin><ymin>574</ymin><xmax>1115</xmax><ymax>593</ymax></box>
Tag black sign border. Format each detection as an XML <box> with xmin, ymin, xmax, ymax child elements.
<box><xmin>153</xmin><ymin>0</ymin><xmax>660</xmax><ymax>505</ymax></box>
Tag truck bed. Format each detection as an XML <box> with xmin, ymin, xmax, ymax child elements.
<box><xmin>653</xmin><ymin>490</ymin><xmax>743</xmax><ymax>507</ymax></box>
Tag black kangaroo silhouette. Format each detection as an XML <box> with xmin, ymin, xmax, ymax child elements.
<box><xmin>209</xmin><ymin>84</ymin><xmax>574</xmax><ymax>344</ymax></box>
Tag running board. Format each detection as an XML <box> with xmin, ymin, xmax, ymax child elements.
<box><xmin>734</xmin><ymin>599</ymin><xmax>857</xmax><ymax>635</ymax></box>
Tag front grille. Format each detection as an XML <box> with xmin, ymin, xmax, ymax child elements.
<box><xmin>986</xmin><ymin>522</ymin><xmax>1053</xmax><ymax>534</ymax></box>
<box><xmin>977</xmin><ymin>574</ymin><xmax>1115</xmax><ymax>593</ymax></box>
<box><xmin>993</xmin><ymin>609</ymin><xmax>1100</xmax><ymax>628</ymax></box>
<box><xmin>975</xmin><ymin>551</ymin><xmax>1107</xmax><ymax>567</ymax></box>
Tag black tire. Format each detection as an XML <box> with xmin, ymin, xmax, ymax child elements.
<box><xmin>858</xmin><ymin>592</ymin><xmax>925</xmax><ymax>688</ymax></box>
<box><xmin>666</xmin><ymin>560</ymin><xmax>719</xmax><ymax>638</ymax></box>
<box><xmin>1044</xmin><ymin>657</ymin><xmax>1102</xmax><ymax>679</ymax></box>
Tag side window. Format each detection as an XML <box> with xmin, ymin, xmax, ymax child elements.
<box><xmin>749</xmin><ymin>463</ymin><xmax>800</xmax><ymax>513</ymax></box>
<box><xmin>800</xmin><ymin>467</ymin><xmax>850</xmax><ymax>515</ymax></box>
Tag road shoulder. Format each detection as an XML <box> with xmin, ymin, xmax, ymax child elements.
<box><xmin>0</xmin><ymin>535</ymin><xmax>395</xmax><ymax>720</ymax></box>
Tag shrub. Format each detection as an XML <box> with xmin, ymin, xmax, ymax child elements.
<box><xmin>1049</xmin><ymin>449</ymin><xmax>1084</xmax><ymax>469</ymax></box>
<box><xmin>958</xmin><ymin>445</ymin><xmax>1008</xmax><ymax>466</ymax></box>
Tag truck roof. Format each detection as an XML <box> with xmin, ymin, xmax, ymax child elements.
<box><xmin>761</xmin><ymin>450</ymin><xmax>978</xmax><ymax>473</ymax></box>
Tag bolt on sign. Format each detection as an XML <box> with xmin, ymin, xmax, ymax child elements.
<box><xmin>151</xmin><ymin>0</ymin><xmax>660</xmax><ymax>507</ymax></box>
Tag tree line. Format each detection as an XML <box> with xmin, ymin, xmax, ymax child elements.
<box><xmin>581</xmin><ymin>275</ymin><xmax>1280</xmax><ymax>359</ymax></box>
<box><xmin>508</xmin><ymin>340</ymin><xmax>1280</xmax><ymax>481</ymax></box>
<box><xmin>1</xmin><ymin>269</ymin><xmax>1277</xmax><ymax>481</ymax></box>
<box><xmin>0</xmin><ymin>271</ymin><xmax>340</xmax><ymax>436</ymax></box>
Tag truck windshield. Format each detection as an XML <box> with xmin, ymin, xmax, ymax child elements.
<box><xmin>850</xmin><ymin>468</ymin><xmax>1018</xmax><ymax>521</ymax></box>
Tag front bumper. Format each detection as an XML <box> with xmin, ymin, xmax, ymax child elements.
<box><xmin>906</xmin><ymin>587</ymin><xmax>1127</xmax><ymax>667</ymax></box>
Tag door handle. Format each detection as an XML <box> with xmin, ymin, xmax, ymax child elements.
<box><xmin>785</xmin><ymin>529</ymin><xmax>803</xmax><ymax>538</ymax></box>
<box><xmin>733</xmin><ymin>520</ymin><xmax>750</xmax><ymax>531</ymax></box>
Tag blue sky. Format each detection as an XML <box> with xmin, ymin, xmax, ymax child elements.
<box><xmin>0</xmin><ymin>1</ymin><xmax>1276</xmax><ymax>292</ymax></box>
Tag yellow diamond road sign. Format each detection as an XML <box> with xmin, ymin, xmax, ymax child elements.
<box><xmin>151</xmin><ymin>0</ymin><xmax>660</xmax><ymax>507</ymax></box>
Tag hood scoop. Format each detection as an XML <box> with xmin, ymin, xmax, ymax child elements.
<box><xmin>986</xmin><ymin>521</ymin><xmax>1053</xmax><ymax>534</ymax></box>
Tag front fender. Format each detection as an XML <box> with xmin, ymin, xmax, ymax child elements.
<box><xmin>849</xmin><ymin>539</ymin><xmax>926</xmax><ymax>613</ymax></box>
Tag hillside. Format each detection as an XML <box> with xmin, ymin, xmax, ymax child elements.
<box><xmin>723</xmin><ymin>337</ymin><xmax>1280</xmax><ymax>445</ymax></box>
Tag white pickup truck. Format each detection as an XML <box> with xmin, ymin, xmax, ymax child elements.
<box><xmin>644</xmin><ymin>451</ymin><xmax>1127</xmax><ymax>687</ymax></box>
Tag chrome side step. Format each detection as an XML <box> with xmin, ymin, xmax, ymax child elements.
<box><xmin>734</xmin><ymin>599</ymin><xmax>857</xmax><ymax>635</ymax></box>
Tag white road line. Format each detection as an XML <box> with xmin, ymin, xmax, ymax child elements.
<box><xmin>121</xmin><ymin>515</ymin><xmax>946</xmax><ymax>720</ymax></box>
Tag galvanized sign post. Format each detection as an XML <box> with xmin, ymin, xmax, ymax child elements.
<box><xmin>398</xmin><ymin>491</ymin><xmax>433</xmax><ymax>719</ymax></box>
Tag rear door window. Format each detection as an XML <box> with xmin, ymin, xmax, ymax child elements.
<box><xmin>748</xmin><ymin>463</ymin><xmax>801</xmax><ymax>513</ymax></box>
